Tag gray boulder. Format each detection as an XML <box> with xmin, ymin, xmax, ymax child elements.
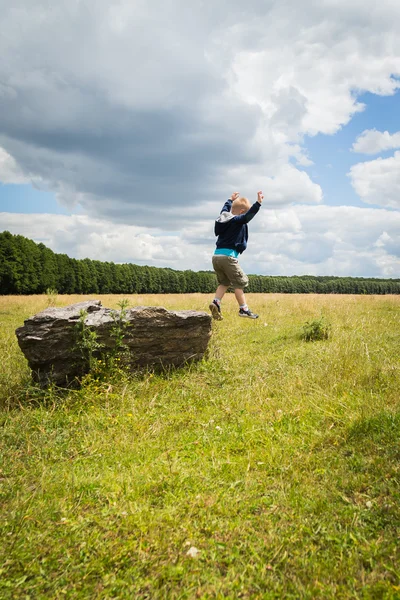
<box><xmin>16</xmin><ymin>300</ymin><xmax>212</xmax><ymax>386</ymax></box>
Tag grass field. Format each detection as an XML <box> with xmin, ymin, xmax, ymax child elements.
<box><xmin>1</xmin><ymin>293</ymin><xmax>400</xmax><ymax>599</ymax></box>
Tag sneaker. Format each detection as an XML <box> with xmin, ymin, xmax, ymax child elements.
<box><xmin>209</xmin><ymin>300</ymin><xmax>223</xmax><ymax>321</ymax></box>
<box><xmin>239</xmin><ymin>308</ymin><xmax>259</xmax><ymax>319</ymax></box>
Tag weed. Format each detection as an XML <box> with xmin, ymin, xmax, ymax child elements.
<box><xmin>74</xmin><ymin>300</ymin><xmax>131</xmax><ymax>382</ymax></box>
<box><xmin>75</xmin><ymin>309</ymin><xmax>103</xmax><ymax>371</ymax></box>
<box><xmin>301</xmin><ymin>315</ymin><xmax>331</xmax><ymax>341</ymax></box>
<box><xmin>45</xmin><ymin>287</ymin><xmax>58</xmax><ymax>307</ymax></box>
<box><xmin>108</xmin><ymin>298</ymin><xmax>131</xmax><ymax>368</ymax></box>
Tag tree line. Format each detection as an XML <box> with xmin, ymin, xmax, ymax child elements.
<box><xmin>0</xmin><ymin>231</ymin><xmax>399</xmax><ymax>295</ymax></box>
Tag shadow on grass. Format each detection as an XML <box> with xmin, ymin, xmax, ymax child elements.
<box><xmin>0</xmin><ymin>353</ymin><xmax>216</xmax><ymax>413</ymax></box>
<box><xmin>0</xmin><ymin>377</ymin><xmax>72</xmax><ymax>413</ymax></box>
<box><xmin>346</xmin><ymin>411</ymin><xmax>400</xmax><ymax>450</ymax></box>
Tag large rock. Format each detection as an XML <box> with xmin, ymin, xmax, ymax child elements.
<box><xmin>16</xmin><ymin>300</ymin><xmax>212</xmax><ymax>386</ymax></box>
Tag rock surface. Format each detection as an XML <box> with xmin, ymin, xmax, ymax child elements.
<box><xmin>16</xmin><ymin>300</ymin><xmax>212</xmax><ymax>386</ymax></box>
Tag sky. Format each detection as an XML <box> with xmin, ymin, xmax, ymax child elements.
<box><xmin>0</xmin><ymin>0</ymin><xmax>400</xmax><ymax>278</ymax></box>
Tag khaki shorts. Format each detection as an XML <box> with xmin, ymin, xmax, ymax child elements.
<box><xmin>212</xmin><ymin>254</ymin><xmax>249</xmax><ymax>289</ymax></box>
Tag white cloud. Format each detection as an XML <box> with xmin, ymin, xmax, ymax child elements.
<box><xmin>262</xmin><ymin>166</ymin><xmax>323</xmax><ymax>205</ymax></box>
<box><xmin>352</xmin><ymin>129</ymin><xmax>400</xmax><ymax>154</ymax></box>
<box><xmin>348</xmin><ymin>151</ymin><xmax>400</xmax><ymax>208</ymax></box>
<box><xmin>1</xmin><ymin>0</ymin><xmax>400</xmax><ymax>278</ymax></box>
<box><xmin>1</xmin><ymin>0</ymin><xmax>400</xmax><ymax>222</ymax></box>
<box><xmin>246</xmin><ymin>204</ymin><xmax>400</xmax><ymax>276</ymax></box>
<box><xmin>0</xmin><ymin>212</ymin><xmax>213</xmax><ymax>272</ymax></box>
<box><xmin>0</xmin><ymin>148</ymin><xmax>30</xmax><ymax>185</ymax></box>
<box><xmin>222</xmin><ymin>1</ymin><xmax>400</xmax><ymax>139</ymax></box>
<box><xmin>1</xmin><ymin>204</ymin><xmax>399</xmax><ymax>277</ymax></box>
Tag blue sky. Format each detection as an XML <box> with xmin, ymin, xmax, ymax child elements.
<box><xmin>0</xmin><ymin>184</ymin><xmax>72</xmax><ymax>215</ymax></box>
<box><xmin>0</xmin><ymin>0</ymin><xmax>399</xmax><ymax>277</ymax></box>
<box><xmin>303</xmin><ymin>92</ymin><xmax>400</xmax><ymax>209</ymax></box>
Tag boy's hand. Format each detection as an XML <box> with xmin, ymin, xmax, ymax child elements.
<box><xmin>230</xmin><ymin>192</ymin><xmax>240</xmax><ymax>201</ymax></box>
<box><xmin>257</xmin><ymin>190</ymin><xmax>264</xmax><ymax>204</ymax></box>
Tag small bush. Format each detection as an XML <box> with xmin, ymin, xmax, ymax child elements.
<box><xmin>45</xmin><ymin>288</ymin><xmax>58</xmax><ymax>307</ymax></box>
<box><xmin>301</xmin><ymin>316</ymin><xmax>331</xmax><ymax>341</ymax></box>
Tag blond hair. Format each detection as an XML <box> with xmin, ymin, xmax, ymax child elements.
<box><xmin>232</xmin><ymin>196</ymin><xmax>251</xmax><ymax>214</ymax></box>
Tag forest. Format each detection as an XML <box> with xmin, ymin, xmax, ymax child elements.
<box><xmin>1</xmin><ymin>230</ymin><xmax>399</xmax><ymax>295</ymax></box>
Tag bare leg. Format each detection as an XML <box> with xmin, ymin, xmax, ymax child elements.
<box><xmin>235</xmin><ymin>288</ymin><xmax>258</xmax><ymax>318</ymax></box>
<box><xmin>215</xmin><ymin>284</ymin><xmax>229</xmax><ymax>300</ymax></box>
<box><xmin>234</xmin><ymin>288</ymin><xmax>246</xmax><ymax>306</ymax></box>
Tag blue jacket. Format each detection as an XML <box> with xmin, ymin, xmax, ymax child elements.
<box><xmin>214</xmin><ymin>199</ymin><xmax>261</xmax><ymax>254</ymax></box>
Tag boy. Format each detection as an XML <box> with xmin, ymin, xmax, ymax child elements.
<box><xmin>209</xmin><ymin>190</ymin><xmax>263</xmax><ymax>320</ymax></box>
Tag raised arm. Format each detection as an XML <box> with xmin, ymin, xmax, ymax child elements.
<box><xmin>231</xmin><ymin>191</ymin><xmax>263</xmax><ymax>224</ymax></box>
<box><xmin>220</xmin><ymin>191</ymin><xmax>240</xmax><ymax>214</ymax></box>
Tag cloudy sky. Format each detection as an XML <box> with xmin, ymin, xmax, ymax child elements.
<box><xmin>1</xmin><ymin>0</ymin><xmax>400</xmax><ymax>277</ymax></box>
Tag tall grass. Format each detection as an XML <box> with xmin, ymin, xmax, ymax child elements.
<box><xmin>1</xmin><ymin>293</ymin><xmax>399</xmax><ymax>598</ymax></box>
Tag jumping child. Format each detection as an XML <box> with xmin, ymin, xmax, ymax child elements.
<box><xmin>209</xmin><ymin>190</ymin><xmax>263</xmax><ymax>320</ymax></box>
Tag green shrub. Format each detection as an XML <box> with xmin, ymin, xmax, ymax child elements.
<box><xmin>301</xmin><ymin>316</ymin><xmax>331</xmax><ymax>341</ymax></box>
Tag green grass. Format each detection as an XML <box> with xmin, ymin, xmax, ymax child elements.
<box><xmin>1</xmin><ymin>293</ymin><xmax>400</xmax><ymax>599</ymax></box>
